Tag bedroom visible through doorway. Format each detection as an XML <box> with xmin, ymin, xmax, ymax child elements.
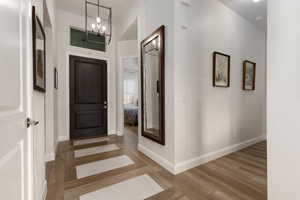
<box><xmin>123</xmin><ymin>57</ymin><xmax>139</xmax><ymax>138</ymax></box>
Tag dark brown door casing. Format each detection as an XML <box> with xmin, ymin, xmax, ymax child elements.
<box><xmin>70</xmin><ymin>55</ymin><xmax>108</xmax><ymax>139</ymax></box>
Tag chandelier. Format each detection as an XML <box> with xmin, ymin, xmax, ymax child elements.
<box><xmin>85</xmin><ymin>0</ymin><xmax>112</xmax><ymax>46</ymax></box>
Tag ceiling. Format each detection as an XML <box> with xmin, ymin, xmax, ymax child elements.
<box><xmin>218</xmin><ymin>0</ymin><xmax>267</xmax><ymax>31</ymax></box>
<box><xmin>57</xmin><ymin>0</ymin><xmax>267</xmax><ymax>32</ymax></box>
<box><xmin>57</xmin><ymin>0</ymin><xmax>136</xmax><ymax>24</ymax></box>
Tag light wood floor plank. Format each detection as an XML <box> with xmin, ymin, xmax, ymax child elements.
<box><xmin>46</xmin><ymin>127</ymin><xmax>267</xmax><ymax>200</ymax></box>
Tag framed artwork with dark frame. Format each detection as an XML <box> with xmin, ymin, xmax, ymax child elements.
<box><xmin>213</xmin><ymin>52</ymin><xmax>230</xmax><ymax>88</ymax></box>
<box><xmin>243</xmin><ymin>60</ymin><xmax>256</xmax><ymax>91</ymax></box>
<box><xmin>32</xmin><ymin>6</ymin><xmax>46</xmax><ymax>92</ymax></box>
<box><xmin>54</xmin><ymin>68</ymin><xmax>58</xmax><ymax>89</ymax></box>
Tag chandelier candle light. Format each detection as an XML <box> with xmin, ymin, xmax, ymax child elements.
<box><xmin>85</xmin><ymin>0</ymin><xmax>112</xmax><ymax>46</ymax></box>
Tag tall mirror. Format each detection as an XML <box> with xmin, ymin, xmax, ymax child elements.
<box><xmin>141</xmin><ymin>26</ymin><xmax>165</xmax><ymax>145</ymax></box>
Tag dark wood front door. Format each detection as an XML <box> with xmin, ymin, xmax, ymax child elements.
<box><xmin>70</xmin><ymin>55</ymin><xmax>107</xmax><ymax>139</ymax></box>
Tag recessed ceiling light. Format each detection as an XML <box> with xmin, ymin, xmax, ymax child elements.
<box><xmin>253</xmin><ymin>0</ymin><xmax>261</xmax><ymax>3</ymax></box>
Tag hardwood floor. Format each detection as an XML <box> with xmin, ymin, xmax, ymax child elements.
<box><xmin>46</xmin><ymin>130</ymin><xmax>267</xmax><ymax>200</ymax></box>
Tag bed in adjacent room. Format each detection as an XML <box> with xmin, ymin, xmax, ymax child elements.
<box><xmin>124</xmin><ymin>104</ymin><xmax>138</xmax><ymax>126</ymax></box>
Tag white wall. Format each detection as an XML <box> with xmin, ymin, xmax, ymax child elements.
<box><xmin>118</xmin><ymin>40</ymin><xmax>138</xmax><ymax>57</ymax></box>
<box><xmin>121</xmin><ymin>0</ymin><xmax>266</xmax><ymax>174</ymax></box>
<box><xmin>117</xmin><ymin>40</ymin><xmax>138</xmax><ymax>135</ymax></box>
<box><xmin>173</xmin><ymin>0</ymin><xmax>266</xmax><ymax>173</ymax></box>
<box><xmin>267</xmin><ymin>1</ymin><xmax>300</xmax><ymax>199</ymax></box>
<box><xmin>31</xmin><ymin>1</ymin><xmax>46</xmax><ymax>200</ymax></box>
<box><xmin>56</xmin><ymin>9</ymin><xmax>117</xmax><ymax>141</ymax></box>
<box><xmin>45</xmin><ymin>26</ymin><xmax>54</xmax><ymax>162</ymax></box>
<box><xmin>45</xmin><ymin>0</ymin><xmax>59</xmax><ymax>161</ymax></box>
<box><xmin>116</xmin><ymin>0</ymin><xmax>138</xmax><ymax>40</ymax></box>
<box><xmin>44</xmin><ymin>2</ymin><xmax>58</xmax><ymax>162</ymax></box>
<box><xmin>137</xmin><ymin>0</ymin><xmax>176</xmax><ymax>171</ymax></box>
<box><xmin>31</xmin><ymin>0</ymin><xmax>57</xmax><ymax>199</ymax></box>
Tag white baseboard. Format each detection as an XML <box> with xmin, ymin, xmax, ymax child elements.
<box><xmin>108</xmin><ymin>130</ymin><xmax>117</xmax><ymax>135</ymax></box>
<box><xmin>117</xmin><ymin>131</ymin><xmax>123</xmax><ymax>136</ymax></box>
<box><xmin>44</xmin><ymin>153</ymin><xmax>55</xmax><ymax>162</ymax></box>
<box><xmin>45</xmin><ymin>141</ymin><xmax>58</xmax><ymax>162</ymax></box>
<box><xmin>138</xmin><ymin>144</ymin><xmax>175</xmax><ymax>174</ymax></box>
<box><xmin>41</xmin><ymin>180</ymin><xmax>47</xmax><ymax>200</ymax></box>
<box><xmin>138</xmin><ymin>135</ymin><xmax>266</xmax><ymax>175</ymax></box>
<box><xmin>174</xmin><ymin>135</ymin><xmax>266</xmax><ymax>174</ymax></box>
<box><xmin>58</xmin><ymin>135</ymin><xmax>69</xmax><ymax>142</ymax></box>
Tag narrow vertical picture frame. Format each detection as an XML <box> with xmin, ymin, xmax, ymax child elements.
<box><xmin>32</xmin><ymin>6</ymin><xmax>46</xmax><ymax>92</ymax></box>
<box><xmin>54</xmin><ymin>68</ymin><xmax>58</xmax><ymax>89</ymax></box>
<box><xmin>213</xmin><ymin>52</ymin><xmax>231</xmax><ymax>88</ymax></box>
<box><xmin>243</xmin><ymin>60</ymin><xmax>256</xmax><ymax>91</ymax></box>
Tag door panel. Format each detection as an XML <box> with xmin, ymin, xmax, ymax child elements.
<box><xmin>0</xmin><ymin>0</ymin><xmax>32</xmax><ymax>199</ymax></box>
<box><xmin>70</xmin><ymin>56</ymin><xmax>108</xmax><ymax>139</ymax></box>
<box><xmin>0</xmin><ymin>0</ymin><xmax>22</xmax><ymax>110</ymax></box>
<box><xmin>76</xmin><ymin>111</ymin><xmax>103</xmax><ymax>129</ymax></box>
<box><xmin>75</xmin><ymin>62</ymin><xmax>102</xmax><ymax>104</ymax></box>
<box><xmin>0</xmin><ymin>144</ymin><xmax>23</xmax><ymax>200</ymax></box>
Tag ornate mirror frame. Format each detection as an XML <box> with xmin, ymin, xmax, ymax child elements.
<box><xmin>141</xmin><ymin>25</ymin><xmax>165</xmax><ymax>145</ymax></box>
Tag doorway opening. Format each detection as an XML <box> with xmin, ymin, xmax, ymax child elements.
<box><xmin>122</xmin><ymin>56</ymin><xmax>139</xmax><ymax>139</ymax></box>
<box><xmin>117</xmin><ymin>19</ymin><xmax>139</xmax><ymax>144</ymax></box>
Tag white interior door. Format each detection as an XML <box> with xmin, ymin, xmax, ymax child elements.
<box><xmin>0</xmin><ymin>0</ymin><xmax>33</xmax><ymax>200</ymax></box>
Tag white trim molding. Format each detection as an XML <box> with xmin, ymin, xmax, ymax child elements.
<box><xmin>138</xmin><ymin>144</ymin><xmax>175</xmax><ymax>174</ymax></box>
<box><xmin>174</xmin><ymin>135</ymin><xmax>267</xmax><ymax>174</ymax></box>
<box><xmin>44</xmin><ymin>153</ymin><xmax>55</xmax><ymax>162</ymax></box>
<box><xmin>117</xmin><ymin>131</ymin><xmax>123</xmax><ymax>136</ymax></box>
<box><xmin>42</xmin><ymin>180</ymin><xmax>47</xmax><ymax>200</ymax></box>
<box><xmin>44</xmin><ymin>141</ymin><xmax>58</xmax><ymax>162</ymax></box>
<box><xmin>58</xmin><ymin>135</ymin><xmax>69</xmax><ymax>142</ymax></box>
<box><xmin>109</xmin><ymin>130</ymin><xmax>117</xmax><ymax>135</ymax></box>
<box><xmin>138</xmin><ymin>135</ymin><xmax>266</xmax><ymax>175</ymax></box>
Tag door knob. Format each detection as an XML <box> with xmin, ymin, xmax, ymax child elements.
<box><xmin>104</xmin><ymin>105</ymin><xmax>107</xmax><ymax>109</ymax></box>
<box><xmin>104</xmin><ymin>101</ymin><xmax>107</xmax><ymax>105</ymax></box>
<box><xmin>26</xmin><ymin>118</ymin><xmax>39</xmax><ymax>128</ymax></box>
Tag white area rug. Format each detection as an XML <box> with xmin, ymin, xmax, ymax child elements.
<box><xmin>76</xmin><ymin>155</ymin><xmax>134</xmax><ymax>179</ymax></box>
<box><xmin>74</xmin><ymin>144</ymin><xmax>120</xmax><ymax>158</ymax></box>
<box><xmin>80</xmin><ymin>175</ymin><xmax>164</xmax><ymax>200</ymax></box>
<box><xmin>73</xmin><ymin>137</ymin><xmax>109</xmax><ymax>146</ymax></box>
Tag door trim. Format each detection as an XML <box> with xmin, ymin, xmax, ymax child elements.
<box><xmin>67</xmin><ymin>53</ymin><xmax>109</xmax><ymax>140</ymax></box>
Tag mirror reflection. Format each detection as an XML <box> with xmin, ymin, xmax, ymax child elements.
<box><xmin>141</xmin><ymin>25</ymin><xmax>165</xmax><ymax>145</ymax></box>
<box><xmin>143</xmin><ymin>37</ymin><xmax>160</xmax><ymax>136</ymax></box>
